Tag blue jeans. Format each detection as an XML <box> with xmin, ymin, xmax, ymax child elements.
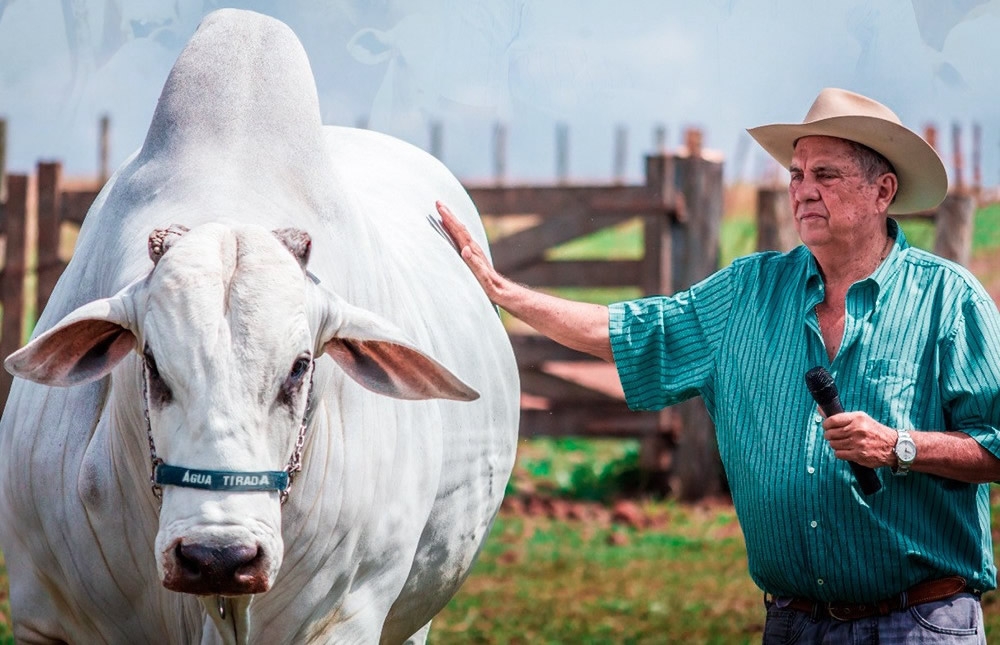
<box><xmin>762</xmin><ymin>593</ymin><xmax>985</xmax><ymax>644</ymax></box>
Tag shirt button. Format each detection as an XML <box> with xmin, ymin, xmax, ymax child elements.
<box><xmin>814</xmin><ymin>414</ymin><xmax>824</xmax><ymax>424</ymax></box>
<box><xmin>810</xmin><ymin>520</ymin><xmax>818</xmax><ymax>528</ymax></box>
<box><xmin>817</xmin><ymin>578</ymin><xmax>825</xmax><ymax>585</ymax></box>
<box><xmin>807</xmin><ymin>466</ymin><xmax>816</xmax><ymax>474</ymax></box>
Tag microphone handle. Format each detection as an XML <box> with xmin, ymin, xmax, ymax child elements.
<box><xmin>818</xmin><ymin>396</ymin><xmax>883</xmax><ymax>495</ymax></box>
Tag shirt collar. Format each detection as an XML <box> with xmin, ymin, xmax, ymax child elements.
<box><xmin>802</xmin><ymin>218</ymin><xmax>907</xmax><ymax>309</ymax></box>
<box><xmin>866</xmin><ymin>218</ymin><xmax>907</xmax><ymax>301</ymax></box>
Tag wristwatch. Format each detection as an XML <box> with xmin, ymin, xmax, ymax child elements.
<box><xmin>893</xmin><ymin>428</ymin><xmax>917</xmax><ymax>476</ymax></box>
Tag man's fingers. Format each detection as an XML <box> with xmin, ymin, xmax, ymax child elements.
<box><xmin>823</xmin><ymin>428</ymin><xmax>852</xmax><ymax>442</ymax></box>
<box><xmin>437</xmin><ymin>201</ymin><xmax>474</xmax><ymax>247</ymax></box>
<box><xmin>822</xmin><ymin>413</ymin><xmax>853</xmax><ymax>430</ymax></box>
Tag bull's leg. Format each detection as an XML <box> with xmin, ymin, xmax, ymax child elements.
<box><xmin>401</xmin><ymin>621</ymin><xmax>431</xmax><ymax>645</ymax></box>
<box><xmin>8</xmin><ymin>567</ymin><xmax>72</xmax><ymax>645</ymax></box>
<box><xmin>12</xmin><ymin>625</ymin><xmax>69</xmax><ymax>645</ymax></box>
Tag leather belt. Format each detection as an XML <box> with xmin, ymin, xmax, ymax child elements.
<box><xmin>771</xmin><ymin>576</ymin><xmax>970</xmax><ymax>622</ymax></box>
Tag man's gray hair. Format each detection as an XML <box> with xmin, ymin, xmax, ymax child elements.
<box><xmin>846</xmin><ymin>140</ymin><xmax>896</xmax><ymax>183</ymax></box>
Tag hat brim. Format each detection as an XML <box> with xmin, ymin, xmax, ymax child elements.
<box><xmin>747</xmin><ymin>115</ymin><xmax>947</xmax><ymax>214</ymax></box>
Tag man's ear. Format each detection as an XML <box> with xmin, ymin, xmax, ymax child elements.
<box><xmin>876</xmin><ymin>172</ymin><xmax>899</xmax><ymax>211</ymax></box>
<box><xmin>5</xmin><ymin>292</ymin><xmax>137</xmax><ymax>387</ymax></box>
<box><xmin>314</xmin><ymin>289</ymin><xmax>478</xmax><ymax>402</ymax></box>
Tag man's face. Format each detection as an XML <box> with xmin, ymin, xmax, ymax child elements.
<box><xmin>788</xmin><ymin>136</ymin><xmax>890</xmax><ymax>249</ymax></box>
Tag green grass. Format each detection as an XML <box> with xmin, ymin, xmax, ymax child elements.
<box><xmin>972</xmin><ymin>203</ymin><xmax>1000</xmax><ymax>253</ymax></box>
<box><xmin>510</xmin><ymin>437</ymin><xmax>643</xmax><ymax>502</ymax></box>
<box><xmin>432</xmin><ymin>509</ymin><xmax>757</xmax><ymax>644</ymax></box>
<box><xmin>720</xmin><ymin>216</ymin><xmax>757</xmax><ymax>268</ymax></box>
<box><xmin>0</xmin><ymin>551</ymin><xmax>9</xmax><ymax>644</ymax></box>
<box><xmin>431</xmin><ymin>458</ymin><xmax>1000</xmax><ymax>643</ymax></box>
<box><xmin>546</xmin><ymin>218</ymin><xmax>644</xmax><ymax>261</ymax></box>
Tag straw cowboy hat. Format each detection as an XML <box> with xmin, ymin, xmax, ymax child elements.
<box><xmin>747</xmin><ymin>88</ymin><xmax>947</xmax><ymax>214</ymax></box>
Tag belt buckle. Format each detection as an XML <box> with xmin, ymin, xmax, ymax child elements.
<box><xmin>827</xmin><ymin>603</ymin><xmax>866</xmax><ymax>622</ymax></box>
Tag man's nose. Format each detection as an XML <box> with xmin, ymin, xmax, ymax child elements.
<box><xmin>791</xmin><ymin>175</ymin><xmax>820</xmax><ymax>203</ymax></box>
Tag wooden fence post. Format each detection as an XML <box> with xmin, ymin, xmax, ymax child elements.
<box><xmin>493</xmin><ymin>122</ymin><xmax>507</xmax><ymax>185</ymax></box>
<box><xmin>555</xmin><ymin>123</ymin><xmax>569</xmax><ymax>184</ymax></box>
<box><xmin>613</xmin><ymin>124</ymin><xmax>627</xmax><ymax>185</ymax></box>
<box><xmin>671</xmin><ymin>148</ymin><xmax>726</xmax><ymax>501</ymax></box>
<box><xmin>756</xmin><ymin>187</ymin><xmax>797</xmax><ymax>252</ymax></box>
<box><xmin>0</xmin><ymin>174</ymin><xmax>29</xmax><ymax>403</ymax></box>
<box><xmin>430</xmin><ymin>121</ymin><xmax>444</xmax><ymax>161</ymax></box>
<box><xmin>36</xmin><ymin>161</ymin><xmax>63</xmax><ymax>316</ymax></box>
<box><xmin>99</xmin><ymin>114</ymin><xmax>110</xmax><ymax>185</ymax></box>
<box><xmin>640</xmin><ymin>154</ymin><xmax>676</xmax><ymax>484</ymax></box>
<box><xmin>0</xmin><ymin>118</ymin><xmax>7</xmax><ymax>205</ymax></box>
<box><xmin>934</xmin><ymin>194</ymin><xmax>975</xmax><ymax>266</ymax></box>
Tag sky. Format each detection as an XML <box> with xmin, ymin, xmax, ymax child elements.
<box><xmin>1</xmin><ymin>0</ymin><xmax>999</xmax><ymax>187</ymax></box>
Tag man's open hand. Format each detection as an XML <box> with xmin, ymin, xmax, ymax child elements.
<box><xmin>822</xmin><ymin>411</ymin><xmax>896</xmax><ymax>469</ymax></box>
<box><xmin>437</xmin><ymin>201</ymin><xmax>507</xmax><ymax>304</ymax></box>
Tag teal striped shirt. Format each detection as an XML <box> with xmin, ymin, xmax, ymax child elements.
<box><xmin>609</xmin><ymin>219</ymin><xmax>1000</xmax><ymax>602</ymax></box>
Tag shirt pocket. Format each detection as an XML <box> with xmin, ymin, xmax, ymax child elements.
<box><xmin>862</xmin><ymin>358</ymin><xmax>919</xmax><ymax>429</ymax></box>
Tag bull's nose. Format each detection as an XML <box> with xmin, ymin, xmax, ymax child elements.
<box><xmin>163</xmin><ymin>541</ymin><xmax>270</xmax><ymax>595</ymax></box>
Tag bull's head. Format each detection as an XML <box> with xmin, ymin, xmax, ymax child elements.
<box><xmin>4</xmin><ymin>223</ymin><xmax>477</xmax><ymax>638</ymax></box>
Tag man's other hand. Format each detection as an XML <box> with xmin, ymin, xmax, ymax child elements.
<box><xmin>437</xmin><ymin>201</ymin><xmax>508</xmax><ymax>304</ymax></box>
<box><xmin>822</xmin><ymin>411</ymin><xmax>896</xmax><ymax>469</ymax></box>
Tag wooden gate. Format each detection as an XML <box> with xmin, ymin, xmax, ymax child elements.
<box><xmin>466</xmin><ymin>150</ymin><xmax>724</xmax><ymax>493</ymax></box>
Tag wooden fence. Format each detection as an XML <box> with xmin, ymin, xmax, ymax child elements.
<box><xmin>466</xmin><ymin>146</ymin><xmax>725</xmax><ymax>498</ymax></box>
<box><xmin>0</xmin><ymin>155</ymin><xmax>99</xmax><ymax>403</ymax></box>
<box><xmin>35</xmin><ymin>162</ymin><xmax>98</xmax><ymax>314</ymax></box>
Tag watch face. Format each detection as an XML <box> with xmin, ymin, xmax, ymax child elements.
<box><xmin>896</xmin><ymin>440</ymin><xmax>917</xmax><ymax>462</ymax></box>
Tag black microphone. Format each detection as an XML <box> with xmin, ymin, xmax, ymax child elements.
<box><xmin>804</xmin><ymin>366</ymin><xmax>882</xmax><ymax>495</ymax></box>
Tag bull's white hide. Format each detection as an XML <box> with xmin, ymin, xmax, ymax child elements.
<box><xmin>0</xmin><ymin>9</ymin><xmax>518</xmax><ymax>644</ymax></box>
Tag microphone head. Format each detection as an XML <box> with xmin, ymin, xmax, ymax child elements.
<box><xmin>804</xmin><ymin>366</ymin><xmax>838</xmax><ymax>407</ymax></box>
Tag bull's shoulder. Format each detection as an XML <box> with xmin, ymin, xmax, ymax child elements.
<box><xmin>320</xmin><ymin>125</ymin><xmax>489</xmax><ymax>249</ymax></box>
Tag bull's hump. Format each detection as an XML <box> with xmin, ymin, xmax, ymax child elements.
<box><xmin>141</xmin><ymin>9</ymin><xmax>325</xmax><ymax>171</ymax></box>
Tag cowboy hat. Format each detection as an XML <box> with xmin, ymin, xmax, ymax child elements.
<box><xmin>747</xmin><ymin>88</ymin><xmax>947</xmax><ymax>214</ymax></box>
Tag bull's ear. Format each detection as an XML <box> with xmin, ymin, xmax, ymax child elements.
<box><xmin>5</xmin><ymin>295</ymin><xmax>136</xmax><ymax>387</ymax></box>
<box><xmin>314</xmin><ymin>291</ymin><xmax>478</xmax><ymax>402</ymax></box>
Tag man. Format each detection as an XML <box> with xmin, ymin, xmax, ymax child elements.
<box><xmin>438</xmin><ymin>87</ymin><xmax>1000</xmax><ymax>642</ymax></box>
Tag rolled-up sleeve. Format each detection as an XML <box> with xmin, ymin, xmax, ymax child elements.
<box><xmin>609</xmin><ymin>265</ymin><xmax>735</xmax><ymax>411</ymax></box>
<box><xmin>940</xmin><ymin>297</ymin><xmax>1000</xmax><ymax>458</ymax></box>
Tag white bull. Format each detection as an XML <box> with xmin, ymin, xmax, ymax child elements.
<box><xmin>0</xmin><ymin>9</ymin><xmax>519</xmax><ymax>644</ymax></box>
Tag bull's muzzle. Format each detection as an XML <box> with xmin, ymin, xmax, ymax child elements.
<box><xmin>163</xmin><ymin>540</ymin><xmax>271</xmax><ymax>595</ymax></box>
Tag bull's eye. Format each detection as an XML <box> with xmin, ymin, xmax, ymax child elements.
<box><xmin>143</xmin><ymin>346</ymin><xmax>173</xmax><ymax>406</ymax></box>
<box><xmin>290</xmin><ymin>358</ymin><xmax>310</xmax><ymax>381</ymax></box>
<box><xmin>279</xmin><ymin>356</ymin><xmax>311</xmax><ymax>407</ymax></box>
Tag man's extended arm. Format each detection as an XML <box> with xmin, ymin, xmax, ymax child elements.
<box><xmin>437</xmin><ymin>201</ymin><xmax>613</xmax><ymax>362</ymax></box>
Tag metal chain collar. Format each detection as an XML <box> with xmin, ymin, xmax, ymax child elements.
<box><xmin>143</xmin><ymin>359</ymin><xmax>316</xmax><ymax>506</ymax></box>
